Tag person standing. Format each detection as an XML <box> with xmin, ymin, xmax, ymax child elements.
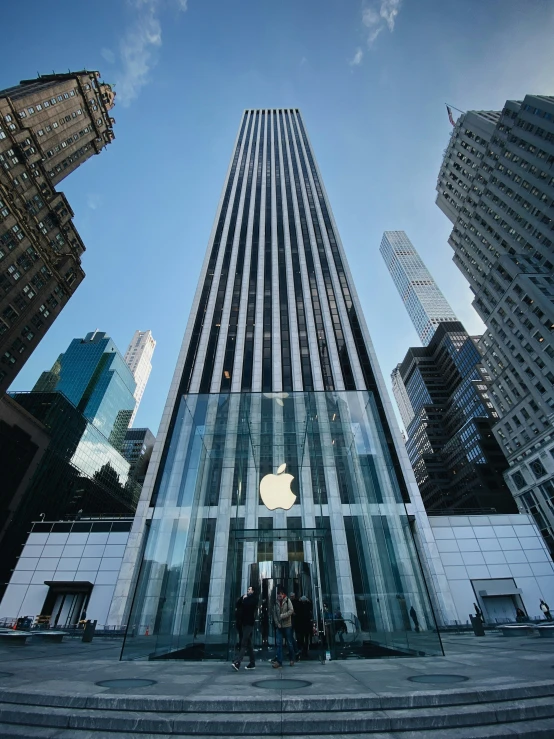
<box><xmin>272</xmin><ymin>589</ymin><xmax>296</xmax><ymax>668</ymax></box>
<box><xmin>232</xmin><ymin>587</ymin><xmax>258</xmax><ymax>671</ymax></box>
<box><xmin>540</xmin><ymin>599</ymin><xmax>552</xmax><ymax>621</ymax></box>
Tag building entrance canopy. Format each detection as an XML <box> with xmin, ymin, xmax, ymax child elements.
<box><xmin>121</xmin><ymin>391</ymin><xmax>442</xmax><ymax>661</ymax></box>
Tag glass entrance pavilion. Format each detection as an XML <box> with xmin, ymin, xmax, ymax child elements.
<box><xmin>121</xmin><ymin>391</ymin><xmax>443</xmax><ymax>660</ymax></box>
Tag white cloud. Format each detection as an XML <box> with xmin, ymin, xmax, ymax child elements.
<box><xmin>101</xmin><ymin>48</ymin><xmax>116</xmax><ymax>64</ymax></box>
<box><xmin>349</xmin><ymin>48</ymin><xmax>364</xmax><ymax>66</ymax></box>
<box><xmin>361</xmin><ymin>0</ymin><xmax>402</xmax><ymax>47</ymax></box>
<box><xmin>87</xmin><ymin>193</ymin><xmax>102</xmax><ymax>211</ymax></box>
<box><xmin>113</xmin><ymin>0</ymin><xmax>188</xmax><ymax>107</ymax></box>
<box><xmin>380</xmin><ymin>0</ymin><xmax>401</xmax><ymax>31</ymax></box>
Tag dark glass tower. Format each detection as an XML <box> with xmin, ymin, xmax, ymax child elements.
<box><xmin>114</xmin><ymin>110</ymin><xmax>449</xmax><ymax>660</ymax></box>
<box><xmin>398</xmin><ymin>322</ymin><xmax>516</xmax><ymax>514</ymax></box>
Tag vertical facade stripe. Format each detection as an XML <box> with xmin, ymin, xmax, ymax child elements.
<box><xmin>277</xmin><ymin>111</ymin><xmax>303</xmax><ymax>391</ymax></box>
<box><xmin>234</xmin><ymin>114</ymin><xmax>263</xmax><ymax>391</ymax></box>
<box><xmin>198</xmin><ymin>113</ymin><xmax>254</xmax><ymax>392</ymax></box>
<box><xmin>287</xmin><ymin>114</ymin><xmax>337</xmax><ymax>390</ymax></box>
<box><xmin>219</xmin><ymin>112</ymin><xmax>259</xmax><ymax>391</ymax></box>
<box><xmin>261</xmin><ymin>112</ymin><xmax>273</xmax><ymax>392</ymax></box>
<box><xmin>178</xmin><ymin>113</ymin><xmax>249</xmax><ymax>395</ymax></box>
<box><xmin>274</xmin><ymin>113</ymin><xmax>293</xmax><ymax>391</ymax></box>
<box><xmin>252</xmin><ymin>113</ymin><xmax>268</xmax><ymax>393</ymax></box>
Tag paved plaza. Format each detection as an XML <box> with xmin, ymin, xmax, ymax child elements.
<box><xmin>0</xmin><ymin>632</ymin><xmax>551</xmax><ymax>698</ymax></box>
<box><xmin>0</xmin><ymin>631</ymin><xmax>553</xmax><ymax>736</ymax></box>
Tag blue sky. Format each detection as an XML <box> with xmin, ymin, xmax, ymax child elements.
<box><xmin>3</xmin><ymin>0</ymin><xmax>554</xmax><ymax>433</ymax></box>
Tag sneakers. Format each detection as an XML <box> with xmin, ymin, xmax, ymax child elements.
<box><xmin>231</xmin><ymin>661</ymin><xmax>240</xmax><ymax>671</ymax></box>
<box><xmin>289</xmin><ymin>660</ymin><xmax>295</xmax><ymax>667</ymax></box>
<box><xmin>245</xmin><ymin>663</ymin><xmax>256</xmax><ymax>670</ymax></box>
<box><xmin>272</xmin><ymin>661</ymin><xmax>282</xmax><ymax>669</ymax></box>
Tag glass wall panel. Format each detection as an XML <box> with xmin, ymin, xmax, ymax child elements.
<box><xmin>121</xmin><ymin>391</ymin><xmax>443</xmax><ymax>660</ymax></box>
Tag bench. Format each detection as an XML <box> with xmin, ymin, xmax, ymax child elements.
<box><xmin>537</xmin><ymin>625</ymin><xmax>554</xmax><ymax>638</ymax></box>
<box><xmin>0</xmin><ymin>632</ymin><xmax>29</xmax><ymax>645</ymax></box>
<box><xmin>498</xmin><ymin>624</ymin><xmax>535</xmax><ymax>637</ymax></box>
<box><xmin>30</xmin><ymin>631</ymin><xmax>65</xmax><ymax>643</ymax></box>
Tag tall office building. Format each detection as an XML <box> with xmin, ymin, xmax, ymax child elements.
<box><xmin>0</xmin><ymin>71</ymin><xmax>115</xmax><ymax>394</ymax></box>
<box><xmin>113</xmin><ymin>109</ymin><xmax>454</xmax><ymax>661</ymax></box>
<box><xmin>124</xmin><ymin>330</ymin><xmax>156</xmax><ymax>427</ymax></box>
<box><xmin>380</xmin><ymin>231</ymin><xmax>458</xmax><ymax>346</ymax></box>
<box><xmin>436</xmin><ymin>94</ymin><xmax>554</xmax><ymax>554</ymax></box>
<box><xmin>33</xmin><ymin>330</ymin><xmax>136</xmax><ymax>451</ymax></box>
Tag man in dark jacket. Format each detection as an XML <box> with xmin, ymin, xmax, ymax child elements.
<box><xmin>232</xmin><ymin>587</ymin><xmax>258</xmax><ymax>671</ymax></box>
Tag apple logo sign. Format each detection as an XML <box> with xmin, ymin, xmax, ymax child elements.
<box><xmin>260</xmin><ymin>463</ymin><xmax>296</xmax><ymax>510</ymax></box>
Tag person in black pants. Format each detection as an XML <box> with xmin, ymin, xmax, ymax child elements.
<box><xmin>232</xmin><ymin>587</ymin><xmax>258</xmax><ymax>671</ymax></box>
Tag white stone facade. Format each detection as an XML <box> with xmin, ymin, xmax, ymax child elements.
<box><xmin>429</xmin><ymin>514</ymin><xmax>554</xmax><ymax>624</ymax></box>
<box><xmin>0</xmin><ymin>520</ymin><xmax>131</xmax><ymax>627</ymax></box>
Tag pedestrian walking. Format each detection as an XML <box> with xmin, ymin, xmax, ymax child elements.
<box><xmin>272</xmin><ymin>588</ymin><xmax>296</xmax><ymax>668</ymax></box>
<box><xmin>232</xmin><ymin>586</ymin><xmax>258</xmax><ymax>671</ymax></box>
<box><xmin>540</xmin><ymin>599</ymin><xmax>552</xmax><ymax>621</ymax></box>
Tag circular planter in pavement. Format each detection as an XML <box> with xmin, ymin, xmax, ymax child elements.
<box><xmin>95</xmin><ymin>679</ymin><xmax>157</xmax><ymax>688</ymax></box>
<box><xmin>408</xmin><ymin>674</ymin><xmax>469</xmax><ymax>685</ymax></box>
<box><xmin>253</xmin><ymin>678</ymin><xmax>312</xmax><ymax>690</ymax></box>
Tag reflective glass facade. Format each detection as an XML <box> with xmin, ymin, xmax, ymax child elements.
<box><xmin>122</xmin><ymin>392</ymin><xmax>442</xmax><ymax>661</ymax></box>
<box><xmin>34</xmin><ymin>330</ymin><xmax>136</xmax><ymax>450</ymax></box>
<box><xmin>116</xmin><ymin>110</ymin><xmax>445</xmax><ymax>659</ymax></box>
<box><xmin>0</xmin><ymin>391</ymin><xmax>140</xmax><ymax>596</ymax></box>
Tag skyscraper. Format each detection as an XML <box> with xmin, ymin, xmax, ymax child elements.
<box><xmin>33</xmin><ymin>330</ymin><xmax>136</xmax><ymax>451</ymax></box>
<box><xmin>0</xmin><ymin>71</ymin><xmax>115</xmax><ymax>394</ymax></box>
<box><xmin>396</xmin><ymin>322</ymin><xmax>515</xmax><ymax>513</ymax></box>
<box><xmin>124</xmin><ymin>330</ymin><xmax>156</xmax><ymax>427</ymax></box>
<box><xmin>112</xmin><ymin>109</ymin><xmax>453</xmax><ymax>659</ymax></box>
<box><xmin>380</xmin><ymin>231</ymin><xmax>458</xmax><ymax>346</ymax></box>
<box><xmin>436</xmin><ymin>94</ymin><xmax>554</xmax><ymax>554</ymax></box>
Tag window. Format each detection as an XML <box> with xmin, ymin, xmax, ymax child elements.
<box><xmin>3</xmin><ymin>305</ymin><xmax>17</xmax><ymax>321</ymax></box>
<box><xmin>530</xmin><ymin>458</ymin><xmax>547</xmax><ymax>479</ymax></box>
<box><xmin>512</xmin><ymin>472</ymin><xmax>527</xmax><ymax>490</ymax></box>
<box><xmin>1</xmin><ymin>351</ymin><xmax>16</xmax><ymax>365</ymax></box>
<box><xmin>21</xmin><ymin>325</ymin><xmax>34</xmax><ymax>341</ymax></box>
<box><xmin>27</xmin><ymin>107</ymin><xmax>35</xmax><ymax>115</ymax></box>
